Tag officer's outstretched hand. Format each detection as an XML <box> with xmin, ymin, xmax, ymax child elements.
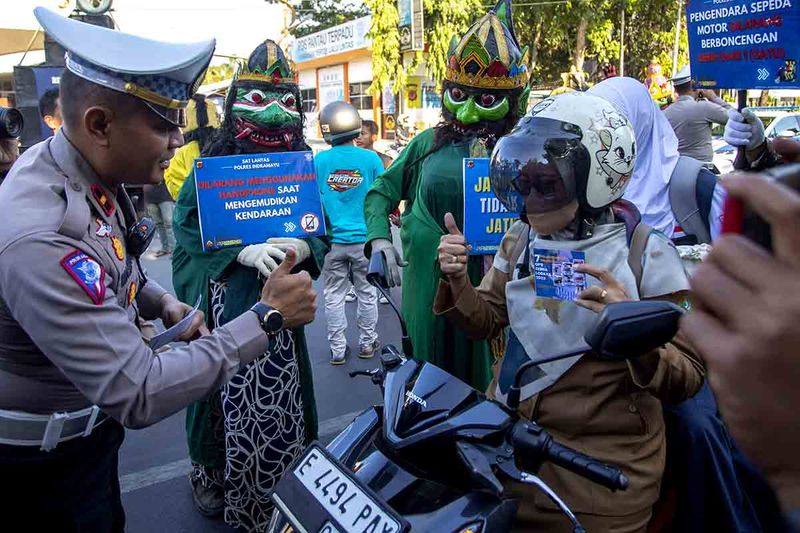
<box><xmin>260</xmin><ymin>248</ymin><xmax>317</xmax><ymax>329</ymax></box>
<box><xmin>438</xmin><ymin>212</ymin><xmax>470</xmax><ymax>280</ymax></box>
<box><xmin>161</xmin><ymin>294</ymin><xmax>211</xmax><ymax>341</ymax></box>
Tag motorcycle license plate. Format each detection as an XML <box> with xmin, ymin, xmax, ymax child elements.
<box><xmin>271</xmin><ymin>444</ymin><xmax>408</xmax><ymax>533</ymax></box>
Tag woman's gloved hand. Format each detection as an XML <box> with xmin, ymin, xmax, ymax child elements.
<box><xmin>237</xmin><ymin>243</ymin><xmax>286</xmax><ymax>278</ymax></box>
<box><xmin>267</xmin><ymin>237</ymin><xmax>311</xmax><ymax>265</ymax></box>
<box><xmin>724</xmin><ymin>107</ymin><xmax>766</xmax><ymax>151</ymax></box>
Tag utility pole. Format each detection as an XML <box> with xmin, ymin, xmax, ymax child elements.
<box><xmin>672</xmin><ymin>0</ymin><xmax>683</xmax><ymax>75</ymax></box>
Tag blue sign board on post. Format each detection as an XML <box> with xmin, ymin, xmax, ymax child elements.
<box><xmin>686</xmin><ymin>0</ymin><xmax>800</xmax><ymax>89</ymax></box>
<box><xmin>194</xmin><ymin>152</ymin><xmax>326</xmax><ymax>251</ymax></box>
<box><xmin>463</xmin><ymin>158</ymin><xmax>518</xmax><ymax>255</ymax></box>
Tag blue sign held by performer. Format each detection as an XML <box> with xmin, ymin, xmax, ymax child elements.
<box><xmin>194</xmin><ymin>151</ymin><xmax>326</xmax><ymax>251</ymax></box>
<box><xmin>463</xmin><ymin>158</ymin><xmax>518</xmax><ymax>255</ymax></box>
<box><xmin>686</xmin><ymin>0</ymin><xmax>800</xmax><ymax>89</ymax></box>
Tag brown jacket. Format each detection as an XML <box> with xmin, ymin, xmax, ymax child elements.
<box><xmin>433</xmin><ymin>228</ymin><xmax>704</xmax><ymax>520</ymax></box>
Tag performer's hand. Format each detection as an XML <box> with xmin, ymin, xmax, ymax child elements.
<box><xmin>267</xmin><ymin>237</ymin><xmax>311</xmax><ymax>264</ymax></box>
<box><xmin>371</xmin><ymin>238</ymin><xmax>406</xmax><ymax>288</ymax></box>
<box><xmin>237</xmin><ymin>244</ymin><xmax>286</xmax><ymax>278</ymax></box>
<box><xmin>260</xmin><ymin>248</ymin><xmax>317</xmax><ymax>328</ymax></box>
<box><xmin>438</xmin><ymin>213</ymin><xmax>470</xmax><ymax>281</ymax></box>
<box><xmin>160</xmin><ymin>294</ymin><xmax>210</xmax><ymax>340</ymax></box>
<box><xmin>574</xmin><ymin>264</ymin><xmax>630</xmax><ymax>314</ymax></box>
<box><xmin>389</xmin><ymin>213</ymin><xmax>402</xmax><ymax>228</ymax></box>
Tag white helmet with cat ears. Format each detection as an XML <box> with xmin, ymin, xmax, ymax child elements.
<box><xmin>490</xmin><ymin>92</ymin><xmax>637</xmax><ymax>215</ymax></box>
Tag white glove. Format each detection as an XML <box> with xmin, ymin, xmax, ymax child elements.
<box><xmin>266</xmin><ymin>237</ymin><xmax>311</xmax><ymax>264</ymax></box>
<box><xmin>724</xmin><ymin>107</ymin><xmax>766</xmax><ymax>151</ymax></box>
<box><xmin>371</xmin><ymin>238</ymin><xmax>407</xmax><ymax>288</ymax></box>
<box><xmin>237</xmin><ymin>244</ymin><xmax>286</xmax><ymax>278</ymax></box>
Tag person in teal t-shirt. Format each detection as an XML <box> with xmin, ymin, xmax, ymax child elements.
<box><xmin>315</xmin><ymin>102</ymin><xmax>385</xmax><ymax>365</ymax></box>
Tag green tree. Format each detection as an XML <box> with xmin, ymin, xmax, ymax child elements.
<box><xmin>201</xmin><ymin>61</ymin><xmax>236</xmax><ymax>86</ymax></box>
<box><xmin>513</xmin><ymin>0</ymin><xmax>688</xmax><ymax>87</ymax></box>
<box><xmin>364</xmin><ymin>0</ymin><xmax>406</xmax><ymax>97</ymax></box>
<box><xmin>265</xmin><ymin>0</ymin><xmax>369</xmax><ymax>38</ymax></box>
<box><xmin>422</xmin><ymin>0</ymin><xmax>483</xmax><ymax>87</ymax></box>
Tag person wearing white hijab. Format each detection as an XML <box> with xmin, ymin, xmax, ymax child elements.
<box><xmin>589</xmin><ymin>77</ymin><xmax>725</xmax><ymax>244</ymax></box>
<box><xmin>591</xmin><ymin>78</ymin><xmax>773</xmax><ymax>532</ymax></box>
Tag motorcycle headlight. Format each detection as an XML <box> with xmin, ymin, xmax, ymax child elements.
<box><xmin>458</xmin><ymin>523</ymin><xmax>483</xmax><ymax>533</ymax></box>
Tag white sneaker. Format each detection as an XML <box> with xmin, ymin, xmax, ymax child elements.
<box><xmin>379</xmin><ymin>294</ymin><xmax>389</xmax><ymax>305</ymax></box>
<box><xmin>345</xmin><ymin>288</ymin><xmax>357</xmax><ymax>302</ymax></box>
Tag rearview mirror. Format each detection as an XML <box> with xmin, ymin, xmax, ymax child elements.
<box><xmin>584</xmin><ymin>301</ymin><xmax>684</xmax><ymax>360</ymax></box>
<box><xmin>367</xmin><ymin>252</ymin><xmax>390</xmax><ymax>290</ymax></box>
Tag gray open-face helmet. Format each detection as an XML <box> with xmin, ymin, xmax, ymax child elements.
<box><xmin>319</xmin><ymin>101</ymin><xmax>362</xmax><ymax>145</ymax></box>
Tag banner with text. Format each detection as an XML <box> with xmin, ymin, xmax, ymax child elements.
<box><xmin>463</xmin><ymin>158</ymin><xmax>518</xmax><ymax>255</ymax></box>
<box><xmin>194</xmin><ymin>152</ymin><xmax>326</xmax><ymax>251</ymax></box>
<box><xmin>686</xmin><ymin>0</ymin><xmax>800</xmax><ymax>89</ymax></box>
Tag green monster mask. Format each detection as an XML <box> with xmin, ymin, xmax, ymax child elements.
<box><xmin>440</xmin><ymin>0</ymin><xmax>530</xmax><ymax>135</ymax></box>
<box><xmin>443</xmin><ymin>86</ymin><xmax>511</xmax><ymax>124</ymax></box>
<box><xmin>230</xmin><ymin>39</ymin><xmax>303</xmax><ymax>150</ymax></box>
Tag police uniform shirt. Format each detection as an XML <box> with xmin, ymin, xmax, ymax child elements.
<box><xmin>0</xmin><ymin>131</ymin><xmax>268</xmax><ymax>428</ymax></box>
<box><xmin>663</xmin><ymin>95</ymin><xmax>731</xmax><ymax>163</ymax></box>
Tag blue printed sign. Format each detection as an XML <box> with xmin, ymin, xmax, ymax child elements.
<box><xmin>533</xmin><ymin>249</ymin><xmax>587</xmax><ymax>301</ymax></box>
<box><xmin>463</xmin><ymin>158</ymin><xmax>518</xmax><ymax>255</ymax></box>
<box><xmin>686</xmin><ymin>0</ymin><xmax>800</xmax><ymax>89</ymax></box>
<box><xmin>194</xmin><ymin>152</ymin><xmax>326</xmax><ymax>251</ymax></box>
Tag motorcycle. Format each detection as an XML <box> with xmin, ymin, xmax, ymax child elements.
<box><xmin>268</xmin><ymin>254</ymin><xmax>684</xmax><ymax>533</ymax></box>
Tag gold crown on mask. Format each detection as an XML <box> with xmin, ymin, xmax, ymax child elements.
<box><xmin>444</xmin><ymin>0</ymin><xmax>529</xmax><ymax>90</ymax></box>
<box><xmin>234</xmin><ymin>39</ymin><xmax>296</xmax><ymax>85</ymax></box>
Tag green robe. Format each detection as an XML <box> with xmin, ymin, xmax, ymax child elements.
<box><xmin>364</xmin><ymin>128</ymin><xmax>493</xmax><ymax>391</ymax></box>
<box><xmin>173</xmin><ymin>175</ymin><xmax>328</xmax><ymax>469</ymax></box>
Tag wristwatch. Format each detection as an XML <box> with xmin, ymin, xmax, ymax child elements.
<box><xmin>249</xmin><ymin>302</ymin><xmax>284</xmax><ymax>335</ymax></box>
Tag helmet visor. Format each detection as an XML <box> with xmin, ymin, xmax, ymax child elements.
<box><xmin>490</xmin><ymin>117</ymin><xmax>586</xmax><ymax>215</ymax></box>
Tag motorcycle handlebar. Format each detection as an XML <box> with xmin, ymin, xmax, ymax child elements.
<box><xmin>512</xmin><ymin>422</ymin><xmax>628</xmax><ymax>492</ymax></box>
<box><xmin>544</xmin><ymin>440</ymin><xmax>629</xmax><ymax>492</ymax></box>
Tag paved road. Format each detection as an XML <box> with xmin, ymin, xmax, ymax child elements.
<box><xmin>120</xmin><ymin>246</ymin><xmax>402</xmax><ymax>532</ymax></box>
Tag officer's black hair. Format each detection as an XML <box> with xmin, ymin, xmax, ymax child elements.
<box><xmin>38</xmin><ymin>88</ymin><xmax>60</xmax><ymax>119</ymax></box>
<box><xmin>59</xmin><ymin>70</ymin><xmax>139</xmax><ymax>130</ymax></box>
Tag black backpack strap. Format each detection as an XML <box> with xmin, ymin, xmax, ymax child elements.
<box><xmin>695</xmin><ymin>167</ymin><xmax>716</xmax><ymax>235</ymax></box>
<box><xmin>669</xmin><ymin>156</ymin><xmax>712</xmax><ymax>244</ymax></box>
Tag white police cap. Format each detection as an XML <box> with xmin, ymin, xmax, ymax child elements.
<box><xmin>34</xmin><ymin>7</ymin><xmax>216</xmax><ymax>127</ymax></box>
<box><xmin>670</xmin><ymin>65</ymin><xmax>692</xmax><ymax>87</ymax></box>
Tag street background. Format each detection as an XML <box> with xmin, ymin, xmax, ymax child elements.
<box><xmin>120</xmin><ymin>238</ymin><xmax>402</xmax><ymax>532</ymax></box>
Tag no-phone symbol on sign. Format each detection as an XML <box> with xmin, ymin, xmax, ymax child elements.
<box><xmin>301</xmin><ymin>213</ymin><xmax>320</xmax><ymax>233</ymax></box>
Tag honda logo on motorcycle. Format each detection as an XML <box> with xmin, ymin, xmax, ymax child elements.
<box><xmin>405</xmin><ymin>390</ymin><xmax>427</xmax><ymax>408</ymax></box>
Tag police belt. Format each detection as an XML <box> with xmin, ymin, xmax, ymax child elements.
<box><xmin>0</xmin><ymin>405</ymin><xmax>109</xmax><ymax>452</ymax></box>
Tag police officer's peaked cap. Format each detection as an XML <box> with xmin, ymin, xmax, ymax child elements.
<box><xmin>34</xmin><ymin>7</ymin><xmax>216</xmax><ymax>127</ymax></box>
<box><xmin>670</xmin><ymin>65</ymin><xmax>692</xmax><ymax>87</ymax></box>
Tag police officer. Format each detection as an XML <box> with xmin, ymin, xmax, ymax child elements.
<box><xmin>0</xmin><ymin>9</ymin><xmax>316</xmax><ymax>531</ymax></box>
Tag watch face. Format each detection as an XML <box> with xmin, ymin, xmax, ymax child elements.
<box><xmin>265</xmin><ymin>310</ymin><xmax>284</xmax><ymax>332</ymax></box>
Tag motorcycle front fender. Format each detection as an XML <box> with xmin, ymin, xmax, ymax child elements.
<box><xmin>326</xmin><ymin>406</ymin><xmax>382</xmax><ymax>467</ymax></box>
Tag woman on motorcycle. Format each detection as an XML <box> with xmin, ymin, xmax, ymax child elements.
<box><xmin>434</xmin><ymin>92</ymin><xmax>705</xmax><ymax>532</ymax></box>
